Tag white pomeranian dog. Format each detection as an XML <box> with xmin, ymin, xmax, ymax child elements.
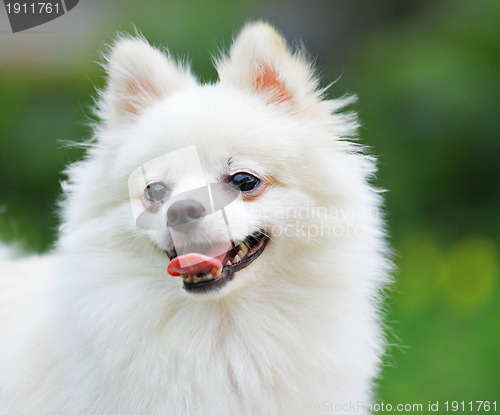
<box><xmin>0</xmin><ymin>22</ymin><xmax>391</xmax><ymax>414</ymax></box>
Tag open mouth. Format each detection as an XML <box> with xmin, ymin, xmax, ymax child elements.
<box><xmin>165</xmin><ymin>230</ymin><xmax>269</xmax><ymax>293</ymax></box>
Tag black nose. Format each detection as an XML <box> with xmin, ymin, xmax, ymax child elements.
<box><xmin>167</xmin><ymin>199</ymin><xmax>205</xmax><ymax>229</ymax></box>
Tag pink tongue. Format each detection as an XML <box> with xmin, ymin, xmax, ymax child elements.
<box><xmin>167</xmin><ymin>254</ymin><xmax>222</xmax><ymax>277</ymax></box>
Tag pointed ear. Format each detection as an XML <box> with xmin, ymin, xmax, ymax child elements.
<box><xmin>99</xmin><ymin>37</ymin><xmax>196</xmax><ymax>124</ymax></box>
<box><xmin>217</xmin><ymin>22</ymin><xmax>321</xmax><ymax>111</ymax></box>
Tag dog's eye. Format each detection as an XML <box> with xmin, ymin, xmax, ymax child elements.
<box><xmin>228</xmin><ymin>172</ymin><xmax>261</xmax><ymax>192</ymax></box>
<box><xmin>144</xmin><ymin>182</ymin><xmax>168</xmax><ymax>203</ymax></box>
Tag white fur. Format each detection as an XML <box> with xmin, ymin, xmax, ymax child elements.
<box><xmin>0</xmin><ymin>22</ymin><xmax>391</xmax><ymax>414</ymax></box>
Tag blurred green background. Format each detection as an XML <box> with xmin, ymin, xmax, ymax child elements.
<box><xmin>1</xmin><ymin>0</ymin><xmax>499</xmax><ymax>409</ymax></box>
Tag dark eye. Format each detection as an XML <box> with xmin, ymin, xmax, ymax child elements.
<box><xmin>228</xmin><ymin>172</ymin><xmax>261</xmax><ymax>192</ymax></box>
<box><xmin>144</xmin><ymin>182</ymin><xmax>168</xmax><ymax>204</ymax></box>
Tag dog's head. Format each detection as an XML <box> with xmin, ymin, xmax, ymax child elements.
<box><xmin>78</xmin><ymin>22</ymin><xmax>361</xmax><ymax>298</ymax></box>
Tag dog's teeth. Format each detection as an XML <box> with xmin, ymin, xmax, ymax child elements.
<box><xmin>184</xmin><ymin>273</ymin><xmax>216</xmax><ymax>283</ymax></box>
<box><xmin>237</xmin><ymin>250</ymin><xmax>245</xmax><ymax>259</ymax></box>
<box><xmin>210</xmin><ymin>267</ymin><xmax>218</xmax><ymax>275</ymax></box>
<box><xmin>226</xmin><ymin>260</ymin><xmax>231</xmax><ymax>267</ymax></box>
<box><xmin>233</xmin><ymin>254</ymin><xmax>241</xmax><ymax>264</ymax></box>
<box><xmin>239</xmin><ymin>243</ymin><xmax>249</xmax><ymax>256</ymax></box>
